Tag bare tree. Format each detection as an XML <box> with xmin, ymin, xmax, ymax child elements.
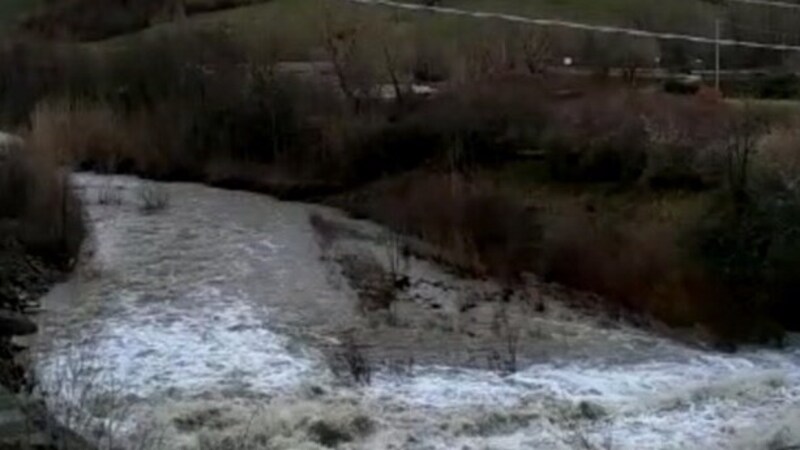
<box><xmin>323</xmin><ymin>18</ymin><xmax>360</xmax><ymax>110</ymax></box>
<box><xmin>618</xmin><ymin>40</ymin><xmax>658</xmax><ymax>84</ymax></box>
<box><xmin>321</xmin><ymin>8</ymin><xmax>379</xmax><ymax>112</ymax></box>
<box><xmin>726</xmin><ymin>104</ymin><xmax>764</xmax><ymax>208</ymax></box>
<box><xmin>522</xmin><ymin>29</ymin><xmax>552</xmax><ymax>75</ymax></box>
<box><xmin>383</xmin><ymin>43</ymin><xmax>407</xmax><ymax>105</ymax></box>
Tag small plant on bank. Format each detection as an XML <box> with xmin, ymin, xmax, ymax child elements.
<box><xmin>489</xmin><ymin>301</ymin><xmax>520</xmax><ymax>374</ymax></box>
<box><xmin>385</xmin><ymin>230</ymin><xmax>411</xmax><ymax>292</ymax></box>
<box><xmin>335</xmin><ymin>335</ymin><xmax>372</xmax><ymax>385</ymax></box>
<box><xmin>97</xmin><ymin>183</ymin><xmax>122</xmax><ymax>206</ymax></box>
<box><xmin>137</xmin><ymin>184</ymin><xmax>169</xmax><ymax>214</ymax></box>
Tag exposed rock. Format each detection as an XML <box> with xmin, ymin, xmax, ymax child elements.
<box><xmin>578</xmin><ymin>400</ymin><xmax>606</xmax><ymax>421</ymax></box>
<box><xmin>0</xmin><ymin>238</ymin><xmax>59</xmax><ymax>313</ymax></box>
<box><xmin>0</xmin><ymin>311</ymin><xmax>37</xmax><ymax>337</ymax></box>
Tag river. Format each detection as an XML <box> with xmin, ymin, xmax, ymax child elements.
<box><xmin>32</xmin><ymin>174</ymin><xmax>800</xmax><ymax>450</ymax></box>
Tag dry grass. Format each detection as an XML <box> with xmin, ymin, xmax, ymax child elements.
<box><xmin>28</xmin><ymin>100</ymin><xmax>135</xmax><ymax>171</ymax></box>
<box><xmin>540</xmin><ymin>206</ymin><xmax>702</xmax><ymax>324</ymax></box>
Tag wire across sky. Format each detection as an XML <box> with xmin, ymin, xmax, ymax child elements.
<box><xmin>344</xmin><ymin>0</ymin><xmax>800</xmax><ymax>52</ymax></box>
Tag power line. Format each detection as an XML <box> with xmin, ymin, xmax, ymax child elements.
<box><xmin>344</xmin><ymin>0</ymin><xmax>800</xmax><ymax>52</ymax></box>
<box><xmin>725</xmin><ymin>0</ymin><xmax>800</xmax><ymax>11</ymax></box>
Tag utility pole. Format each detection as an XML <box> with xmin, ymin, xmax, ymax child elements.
<box><xmin>715</xmin><ymin>18</ymin><xmax>721</xmax><ymax>91</ymax></box>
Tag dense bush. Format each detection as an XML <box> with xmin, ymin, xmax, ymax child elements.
<box><xmin>692</xmin><ymin>187</ymin><xmax>800</xmax><ymax>341</ymax></box>
<box><xmin>103</xmin><ymin>30</ymin><xmax>247</xmax><ymax>109</ymax></box>
<box><xmin>338</xmin><ymin>173</ymin><xmax>540</xmax><ymax>283</ymax></box>
<box><xmin>755</xmin><ymin>73</ymin><xmax>800</xmax><ymax>100</ymax></box>
<box><xmin>345</xmin><ymin>80</ymin><xmax>549</xmax><ymax>184</ymax></box>
<box><xmin>689</xmin><ymin>111</ymin><xmax>799</xmax><ymax>341</ymax></box>
<box><xmin>544</xmin><ymin>92</ymin><xmax>648</xmax><ymax>184</ymax></box>
<box><xmin>540</xmin><ymin>208</ymin><xmax>691</xmax><ymax>319</ymax></box>
<box><xmin>640</xmin><ymin>94</ymin><xmax>730</xmax><ymax>190</ymax></box>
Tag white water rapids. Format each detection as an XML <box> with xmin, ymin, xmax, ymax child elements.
<box><xmin>32</xmin><ymin>174</ymin><xmax>800</xmax><ymax>449</ymax></box>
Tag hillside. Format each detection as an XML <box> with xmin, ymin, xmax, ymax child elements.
<box><xmin>0</xmin><ymin>0</ymin><xmax>41</xmax><ymax>32</ymax></box>
<box><xmin>82</xmin><ymin>0</ymin><xmax>799</xmax><ymax>76</ymax></box>
<box><xmin>12</xmin><ymin>0</ymin><xmax>800</xmax><ymax>73</ymax></box>
<box><xmin>17</xmin><ymin>0</ymin><xmax>265</xmax><ymax>40</ymax></box>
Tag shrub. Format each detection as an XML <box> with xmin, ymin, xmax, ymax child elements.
<box><xmin>690</xmin><ymin>111</ymin><xmax>799</xmax><ymax>341</ymax></box>
<box><xmin>28</xmin><ymin>99</ymin><xmax>135</xmax><ymax>171</ymax></box>
<box><xmin>544</xmin><ymin>91</ymin><xmax>648</xmax><ymax>184</ymax></box>
<box><xmin>184</xmin><ymin>71</ymin><xmax>312</xmax><ymax>166</ymax></box>
<box><xmin>540</xmin><ymin>89</ymin><xmax>731</xmax><ymax>189</ymax></box>
<box><xmin>640</xmin><ymin>94</ymin><xmax>730</xmax><ymax>190</ymax></box>
<box><xmin>335</xmin><ymin>335</ymin><xmax>372</xmax><ymax>385</ymax></box>
<box><xmin>755</xmin><ymin>73</ymin><xmax>800</xmax><ymax>100</ymax></box>
<box><xmin>540</xmin><ymin>208</ymin><xmax>685</xmax><ymax>315</ymax></box>
<box><xmin>339</xmin><ymin>173</ymin><xmax>539</xmax><ymax>283</ymax></box>
<box><xmin>756</xmin><ymin>120</ymin><xmax>800</xmax><ymax>189</ymax></box>
<box><xmin>137</xmin><ymin>184</ymin><xmax>170</xmax><ymax>214</ymax></box>
<box><xmin>691</xmin><ymin>188</ymin><xmax>797</xmax><ymax>342</ymax></box>
<box><xmin>101</xmin><ymin>29</ymin><xmax>247</xmax><ymax>112</ymax></box>
<box><xmin>412</xmin><ymin>40</ymin><xmax>451</xmax><ymax>83</ymax></box>
<box><xmin>341</xmin><ymin>80</ymin><xmax>549</xmax><ymax>186</ymax></box>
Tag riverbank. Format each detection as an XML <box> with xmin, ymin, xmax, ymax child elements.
<box><xmin>0</xmin><ymin>136</ymin><xmax>85</xmax><ymax>448</ymax></box>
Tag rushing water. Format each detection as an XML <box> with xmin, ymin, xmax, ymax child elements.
<box><xmin>33</xmin><ymin>174</ymin><xmax>800</xmax><ymax>450</ymax></box>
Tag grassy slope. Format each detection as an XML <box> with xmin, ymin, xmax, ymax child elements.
<box><xmin>95</xmin><ymin>0</ymin><xmax>323</xmax><ymax>57</ymax></box>
<box><xmin>94</xmin><ymin>0</ymin><xmax>722</xmax><ymax>56</ymax></box>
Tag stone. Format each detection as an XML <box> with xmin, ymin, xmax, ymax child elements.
<box><xmin>0</xmin><ymin>312</ymin><xmax>37</xmax><ymax>336</ymax></box>
<box><xmin>578</xmin><ymin>400</ymin><xmax>606</xmax><ymax>421</ymax></box>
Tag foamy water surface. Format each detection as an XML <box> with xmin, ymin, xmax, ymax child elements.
<box><xmin>34</xmin><ymin>174</ymin><xmax>800</xmax><ymax>450</ymax></box>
